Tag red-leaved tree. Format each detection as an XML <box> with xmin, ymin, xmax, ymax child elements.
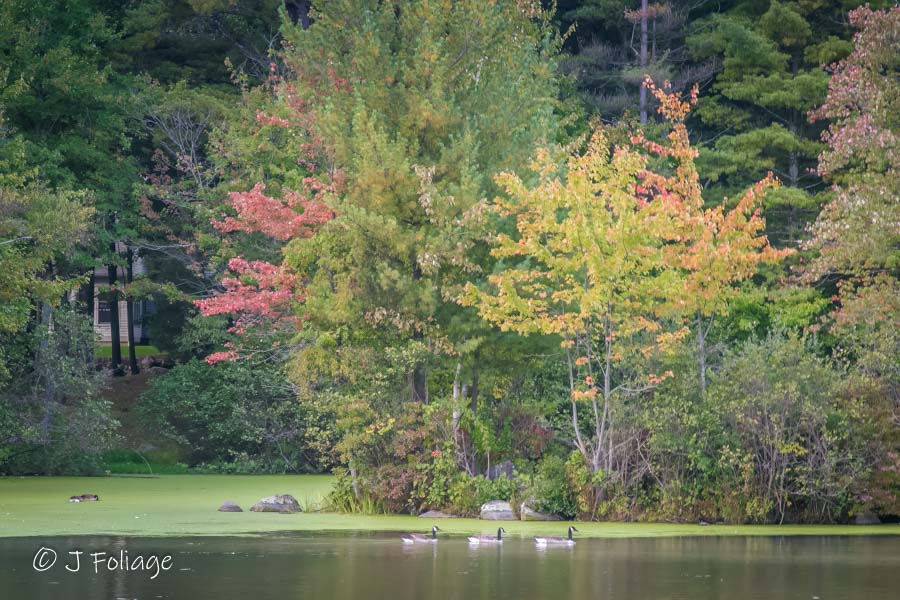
<box><xmin>195</xmin><ymin>77</ymin><xmax>336</xmax><ymax>363</ymax></box>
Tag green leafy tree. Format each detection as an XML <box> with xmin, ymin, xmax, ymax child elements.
<box><xmin>139</xmin><ymin>359</ymin><xmax>336</xmax><ymax>472</ymax></box>
<box><xmin>0</xmin><ymin>186</ymin><xmax>92</xmax><ymax>337</ymax></box>
<box><xmin>0</xmin><ymin>0</ymin><xmax>144</xmax><ymax>372</ymax></box>
<box><xmin>197</xmin><ymin>1</ymin><xmax>563</xmax><ymax>496</ymax></box>
<box><xmin>272</xmin><ymin>0</ymin><xmax>561</xmax><ymax>471</ymax></box>
<box><xmin>115</xmin><ymin>0</ymin><xmax>291</xmax><ymax>83</ymax></box>
<box><xmin>804</xmin><ymin>4</ymin><xmax>899</xmax><ymax>418</ymax></box>
<box><xmin>460</xmin><ymin>96</ymin><xmax>684</xmax><ymax>491</ymax></box>
<box><xmin>805</xmin><ymin>6</ymin><xmax>900</xmax><ymax>515</ymax></box>
<box><xmin>463</xmin><ymin>80</ymin><xmax>787</xmax><ymax>487</ymax></box>
<box><xmin>806</xmin><ymin>4</ymin><xmax>899</xmax><ymax>280</ymax></box>
<box><xmin>709</xmin><ymin>333</ymin><xmax>864</xmax><ymax>524</ymax></box>
<box><xmin>0</xmin><ymin>306</ymin><xmax>117</xmax><ymax>475</ymax></box>
<box><xmin>279</xmin><ymin>0</ymin><xmax>559</xmax><ymax>373</ymax></box>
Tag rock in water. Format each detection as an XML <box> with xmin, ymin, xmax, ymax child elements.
<box><xmin>480</xmin><ymin>500</ymin><xmax>516</xmax><ymax>521</ymax></box>
<box><xmin>520</xmin><ymin>504</ymin><xmax>561</xmax><ymax>521</ymax></box>
<box><xmin>855</xmin><ymin>512</ymin><xmax>881</xmax><ymax>525</ymax></box>
<box><xmin>218</xmin><ymin>500</ymin><xmax>243</xmax><ymax>513</ymax></box>
<box><xmin>250</xmin><ymin>494</ymin><xmax>301</xmax><ymax>513</ymax></box>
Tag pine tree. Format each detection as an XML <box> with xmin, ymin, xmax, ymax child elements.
<box><xmin>687</xmin><ymin>0</ymin><xmax>858</xmax><ymax>247</ymax></box>
<box><xmin>271</xmin><ymin>0</ymin><xmax>561</xmax><ymax>404</ymax></box>
<box><xmin>557</xmin><ymin>1</ymin><xmax>718</xmax><ymax>119</ymax></box>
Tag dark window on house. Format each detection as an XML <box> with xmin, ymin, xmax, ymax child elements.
<box><xmin>97</xmin><ymin>301</ymin><xmax>111</xmax><ymax>324</ymax></box>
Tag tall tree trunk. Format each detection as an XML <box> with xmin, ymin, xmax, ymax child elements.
<box><xmin>697</xmin><ymin>311</ymin><xmax>707</xmax><ymax>394</ymax></box>
<box><xmin>603</xmin><ymin>334</ymin><xmax>613</xmax><ymax>474</ymax></box>
<box><xmin>788</xmin><ymin>117</ymin><xmax>800</xmax><ymax>244</ymax></box>
<box><xmin>469</xmin><ymin>355</ymin><xmax>479</xmax><ymax>413</ymax></box>
<box><xmin>412</xmin><ymin>364</ymin><xmax>428</xmax><ymax>403</ymax></box>
<box><xmin>410</xmin><ymin>261</ymin><xmax>428</xmax><ymax>403</ymax></box>
<box><xmin>639</xmin><ymin>0</ymin><xmax>649</xmax><ymax>124</ymax></box>
<box><xmin>451</xmin><ymin>361</ymin><xmax>475</xmax><ymax>475</ymax></box>
<box><xmin>107</xmin><ymin>243</ymin><xmax>122</xmax><ymax>375</ymax></box>
<box><xmin>451</xmin><ymin>361</ymin><xmax>462</xmax><ymax>435</ymax></box>
<box><xmin>39</xmin><ymin>302</ymin><xmax>54</xmax><ymax>441</ymax></box>
<box><xmin>349</xmin><ymin>455</ymin><xmax>361</xmax><ymax>501</ymax></box>
<box><xmin>787</xmin><ymin>57</ymin><xmax>801</xmax><ymax>243</ymax></box>
<box><xmin>565</xmin><ymin>344</ymin><xmax>587</xmax><ymax>460</ymax></box>
<box><xmin>125</xmin><ymin>248</ymin><xmax>139</xmax><ymax>375</ymax></box>
<box><xmin>81</xmin><ymin>271</ymin><xmax>96</xmax><ymax>368</ymax></box>
<box><xmin>80</xmin><ymin>271</ymin><xmax>94</xmax><ymax>318</ymax></box>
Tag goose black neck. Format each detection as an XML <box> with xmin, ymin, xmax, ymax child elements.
<box><xmin>497</xmin><ymin>528</ymin><xmax>502</xmax><ymax>540</ymax></box>
<box><xmin>568</xmin><ymin>528</ymin><xmax>573</xmax><ymax>540</ymax></box>
<box><xmin>432</xmin><ymin>528</ymin><xmax>437</xmax><ymax>539</ymax></box>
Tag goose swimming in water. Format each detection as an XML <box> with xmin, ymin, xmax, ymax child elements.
<box><xmin>467</xmin><ymin>527</ymin><xmax>505</xmax><ymax>544</ymax></box>
<box><xmin>400</xmin><ymin>526</ymin><xmax>440</xmax><ymax>544</ymax></box>
<box><xmin>534</xmin><ymin>526</ymin><xmax>577</xmax><ymax>547</ymax></box>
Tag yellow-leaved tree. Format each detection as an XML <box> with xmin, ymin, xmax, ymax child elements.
<box><xmin>462</xmin><ymin>80</ymin><xmax>789</xmax><ymax>509</ymax></box>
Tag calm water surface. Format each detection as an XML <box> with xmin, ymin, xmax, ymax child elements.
<box><xmin>2</xmin><ymin>533</ymin><xmax>898</xmax><ymax>600</ymax></box>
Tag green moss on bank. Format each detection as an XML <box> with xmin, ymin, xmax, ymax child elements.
<box><xmin>1</xmin><ymin>475</ymin><xmax>897</xmax><ymax>539</ymax></box>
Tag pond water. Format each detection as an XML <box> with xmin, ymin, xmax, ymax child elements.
<box><xmin>2</xmin><ymin>533</ymin><xmax>898</xmax><ymax>600</ymax></box>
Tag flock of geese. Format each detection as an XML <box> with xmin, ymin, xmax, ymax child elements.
<box><xmin>400</xmin><ymin>526</ymin><xmax>578</xmax><ymax>547</ymax></box>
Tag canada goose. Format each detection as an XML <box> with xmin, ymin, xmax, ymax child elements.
<box><xmin>467</xmin><ymin>527</ymin><xmax>505</xmax><ymax>544</ymax></box>
<box><xmin>534</xmin><ymin>526</ymin><xmax>577</xmax><ymax>547</ymax></box>
<box><xmin>400</xmin><ymin>526</ymin><xmax>440</xmax><ymax>544</ymax></box>
<box><xmin>69</xmin><ymin>494</ymin><xmax>99</xmax><ymax>503</ymax></box>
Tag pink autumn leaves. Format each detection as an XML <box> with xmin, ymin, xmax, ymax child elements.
<box><xmin>196</xmin><ymin>183</ymin><xmax>334</xmax><ymax>364</ymax></box>
<box><xmin>213</xmin><ymin>183</ymin><xmax>334</xmax><ymax>242</ymax></box>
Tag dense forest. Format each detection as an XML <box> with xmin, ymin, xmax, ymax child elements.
<box><xmin>0</xmin><ymin>0</ymin><xmax>897</xmax><ymax>525</ymax></box>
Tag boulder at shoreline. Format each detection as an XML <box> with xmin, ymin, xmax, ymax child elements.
<box><xmin>480</xmin><ymin>500</ymin><xmax>516</xmax><ymax>520</ymax></box>
<box><xmin>250</xmin><ymin>494</ymin><xmax>301</xmax><ymax>513</ymax></box>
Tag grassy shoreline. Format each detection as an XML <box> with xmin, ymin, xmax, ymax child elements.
<box><xmin>1</xmin><ymin>475</ymin><xmax>897</xmax><ymax>539</ymax></box>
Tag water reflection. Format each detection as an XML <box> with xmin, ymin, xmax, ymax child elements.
<box><xmin>1</xmin><ymin>533</ymin><xmax>898</xmax><ymax>600</ymax></box>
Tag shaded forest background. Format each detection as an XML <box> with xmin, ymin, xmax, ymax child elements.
<box><xmin>0</xmin><ymin>0</ymin><xmax>897</xmax><ymax>525</ymax></box>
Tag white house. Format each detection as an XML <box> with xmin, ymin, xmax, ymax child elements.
<box><xmin>93</xmin><ymin>251</ymin><xmax>153</xmax><ymax>344</ymax></box>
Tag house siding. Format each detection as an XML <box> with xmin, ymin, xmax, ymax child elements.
<box><xmin>93</xmin><ymin>297</ymin><xmax>146</xmax><ymax>344</ymax></box>
<box><xmin>92</xmin><ymin>252</ymin><xmax>151</xmax><ymax>344</ymax></box>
